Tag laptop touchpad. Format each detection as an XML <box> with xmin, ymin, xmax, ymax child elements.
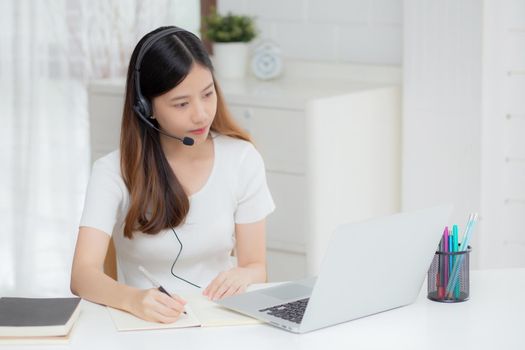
<box><xmin>259</xmin><ymin>283</ymin><xmax>312</xmax><ymax>300</ymax></box>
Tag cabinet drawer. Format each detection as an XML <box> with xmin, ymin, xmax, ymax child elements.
<box><xmin>267</xmin><ymin>250</ymin><xmax>307</xmax><ymax>281</ymax></box>
<box><xmin>266</xmin><ymin>172</ymin><xmax>307</xmax><ymax>253</ymax></box>
<box><xmin>228</xmin><ymin>105</ymin><xmax>306</xmax><ymax>174</ymax></box>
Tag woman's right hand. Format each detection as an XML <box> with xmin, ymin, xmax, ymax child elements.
<box><xmin>128</xmin><ymin>288</ymin><xmax>187</xmax><ymax>323</ymax></box>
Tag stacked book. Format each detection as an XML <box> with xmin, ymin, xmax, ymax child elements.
<box><xmin>0</xmin><ymin>297</ymin><xmax>81</xmax><ymax>344</ymax></box>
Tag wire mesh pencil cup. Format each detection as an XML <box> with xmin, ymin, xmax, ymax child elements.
<box><xmin>427</xmin><ymin>246</ymin><xmax>471</xmax><ymax>302</ymax></box>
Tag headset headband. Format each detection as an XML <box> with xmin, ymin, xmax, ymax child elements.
<box><xmin>134</xmin><ymin>26</ymin><xmax>186</xmax><ymax>72</ymax></box>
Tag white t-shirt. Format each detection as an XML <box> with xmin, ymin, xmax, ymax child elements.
<box><xmin>79</xmin><ymin>132</ymin><xmax>275</xmax><ymax>292</ymax></box>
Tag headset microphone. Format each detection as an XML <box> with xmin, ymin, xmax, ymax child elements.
<box><xmin>132</xmin><ymin>105</ymin><xmax>195</xmax><ymax>146</ymax></box>
<box><xmin>132</xmin><ymin>26</ymin><xmax>195</xmax><ymax>147</ymax></box>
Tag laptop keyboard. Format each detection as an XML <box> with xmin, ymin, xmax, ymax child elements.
<box><xmin>258</xmin><ymin>298</ymin><xmax>310</xmax><ymax>324</ymax></box>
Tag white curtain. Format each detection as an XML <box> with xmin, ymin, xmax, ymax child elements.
<box><xmin>0</xmin><ymin>0</ymin><xmax>200</xmax><ymax>297</ymax></box>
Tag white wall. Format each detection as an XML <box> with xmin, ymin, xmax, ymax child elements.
<box><xmin>403</xmin><ymin>0</ymin><xmax>483</xmax><ymax>267</ymax></box>
<box><xmin>219</xmin><ymin>0</ymin><xmax>402</xmax><ymax>64</ymax></box>
<box><xmin>481</xmin><ymin>0</ymin><xmax>525</xmax><ymax>268</ymax></box>
<box><xmin>403</xmin><ymin>0</ymin><xmax>525</xmax><ymax>269</ymax></box>
<box><xmin>220</xmin><ymin>0</ymin><xmax>525</xmax><ymax>269</ymax></box>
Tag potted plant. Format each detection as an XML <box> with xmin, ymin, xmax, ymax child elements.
<box><xmin>202</xmin><ymin>7</ymin><xmax>258</xmax><ymax>79</ymax></box>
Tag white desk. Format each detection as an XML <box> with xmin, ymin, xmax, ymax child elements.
<box><xmin>5</xmin><ymin>269</ymin><xmax>524</xmax><ymax>349</ymax></box>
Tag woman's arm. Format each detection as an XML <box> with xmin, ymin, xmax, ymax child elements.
<box><xmin>235</xmin><ymin>219</ymin><xmax>267</xmax><ymax>282</ymax></box>
<box><xmin>203</xmin><ymin>219</ymin><xmax>267</xmax><ymax>300</ymax></box>
<box><xmin>70</xmin><ymin>226</ymin><xmax>186</xmax><ymax>323</ymax></box>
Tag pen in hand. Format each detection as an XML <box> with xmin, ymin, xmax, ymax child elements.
<box><xmin>138</xmin><ymin>265</ymin><xmax>187</xmax><ymax>315</ymax></box>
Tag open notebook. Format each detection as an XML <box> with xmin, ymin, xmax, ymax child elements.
<box><xmin>108</xmin><ymin>292</ymin><xmax>262</xmax><ymax>331</ymax></box>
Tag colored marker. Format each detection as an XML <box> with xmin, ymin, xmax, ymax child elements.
<box><xmin>443</xmin><ymin>227</ymin><xmax>449</xmax><ymax>295</ymax></box>
<box><xmin>448</xmin><ymin>233</ymin><xmax>453</xmax><ymax>278</ymax></box>
<box><xmin>439</xmin><ymin>227</ymin><xmax>447</xmax><ymax>299</ymax></box>
<box><xmin>452</xmin><ymin>225</ymin><xmax>460</xmax><ymax>298</ymax></box>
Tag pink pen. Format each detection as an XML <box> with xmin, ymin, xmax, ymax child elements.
<box><xmin>438</xmin><ymin>227</ymin><xmax>447</xmax><ymax>299</ymax></box>
<box><xmin>443</xmin><ymin>227</ymin><xmax>449</xmax><ymax>298</ymax></box>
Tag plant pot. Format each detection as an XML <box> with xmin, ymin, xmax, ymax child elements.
<box><xmin>212</xmin><ymin>42</ymin><xmax>249</xmax><ymax>79</ymax></box>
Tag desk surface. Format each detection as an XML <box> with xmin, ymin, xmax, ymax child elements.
<box><xmin>4</xmin><ymin>269</ymin><xmax>524</xmax><ymax>350</ymax></box>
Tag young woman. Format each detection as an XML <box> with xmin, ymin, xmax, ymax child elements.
<box><xmin>70</xmin><ymin>26</ymin><xmax>275</xmax><ymax>324</ymax></box>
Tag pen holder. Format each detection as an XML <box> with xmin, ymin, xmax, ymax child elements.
<box><xmin>427</xmin><ymin>246</ymin><xmax>471</xmax><ymax>303</ymax></box>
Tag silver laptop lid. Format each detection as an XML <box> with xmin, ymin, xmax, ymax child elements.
<box><xmin>300</xmin><ymin>205</ymin><xmax>452</xmax><ymax>333</ymax></box>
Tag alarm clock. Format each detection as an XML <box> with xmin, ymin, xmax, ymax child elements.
<box><xmin>250</xmin><ymin>40</ymin><xmax>283</xmax><ymax>80</ymax></box>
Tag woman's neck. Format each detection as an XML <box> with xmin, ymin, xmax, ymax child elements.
<box><xmin>160</xmin><ymin>133</ymin><xmax>213</xmax><ymax>163</ymax></box>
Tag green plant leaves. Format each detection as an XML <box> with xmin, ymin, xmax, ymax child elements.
<box><xmin>202</xmin><ymin>7</ymin><xmax>257</xmax><ymax>43</ymax></box>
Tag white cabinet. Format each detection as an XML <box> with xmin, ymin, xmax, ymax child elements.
<box><xmin>88</xmin><ymin>60</ymin><xmax>402</xmax><ymax>281</ymax></box>
<box><xmin>228</xmin><ymin>106</ymin><xmax>306</xmax><ymax>174</ymax></box>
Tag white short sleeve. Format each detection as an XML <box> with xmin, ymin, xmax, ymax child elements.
<box><xmin>79</xmin><ymin>153</ymin><xmax>124</xmax><ymax>236</ymax></box>
<box><xmin>234</xmin><ymin>144</ymin><xmax>275</xmax><ymax>224</ymax></box>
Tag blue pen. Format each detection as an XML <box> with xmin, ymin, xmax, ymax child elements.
<box><xmin>452</xmin><ymin>225</ymin><xmax>460</xmax><ymax>298</ymax></box>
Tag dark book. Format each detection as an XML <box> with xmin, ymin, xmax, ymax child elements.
<box><xmin>0</xmin><ymin>297</ymin><xmax>81</xmax><ymax>342</ymax></box>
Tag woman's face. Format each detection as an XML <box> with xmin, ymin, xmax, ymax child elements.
<box><xmin>152</xmin><ymin>63</ymin><xmax>217</xmax><ymax>146</ymax></box>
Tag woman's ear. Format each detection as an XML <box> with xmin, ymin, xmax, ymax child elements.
<box><xmin>150</xmin><ymin>96</ymin><xmax>160</xmax><ymax>118</ymax></box>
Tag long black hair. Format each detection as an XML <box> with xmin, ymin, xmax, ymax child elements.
<box><xmin>120</xmin><ymin>26</ymin><xmax>250</xmax><ymax>238</ymax></box>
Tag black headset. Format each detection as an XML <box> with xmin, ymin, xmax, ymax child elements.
<box><xmin>132</xmin><ymin>26</ymin><xmax>195</xmax><ymax>146</ymax></box>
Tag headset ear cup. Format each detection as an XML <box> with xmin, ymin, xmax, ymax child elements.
<box><xmin>133</xmin><ymin>100</ymin><xmax>143</xmax><ymax>117</ymax></box>
<box><xmin>142</xmin><ymin>99</ymin><xmax>152</xmax><ymax>118</ymax></box>
<box><xmin>134</xmin><ymin>96</ymin><xmax>152</xmax><ymax>119</ymax></box>
<box><xmin>133</xmin><ymin>70</ymin><xmax>152</xmax><ymax>119</ymax></box>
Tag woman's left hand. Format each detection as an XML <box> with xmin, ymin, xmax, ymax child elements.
<box><xmin>203</xmin><ymin>267</ymin><xmax>253</xmax><ymax>301</ymax></box>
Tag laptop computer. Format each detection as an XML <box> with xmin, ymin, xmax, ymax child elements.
<box><xmin>216</xmin><ymin>205</ymin><xmax>453</xmax><ymax>333</ymax></box>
